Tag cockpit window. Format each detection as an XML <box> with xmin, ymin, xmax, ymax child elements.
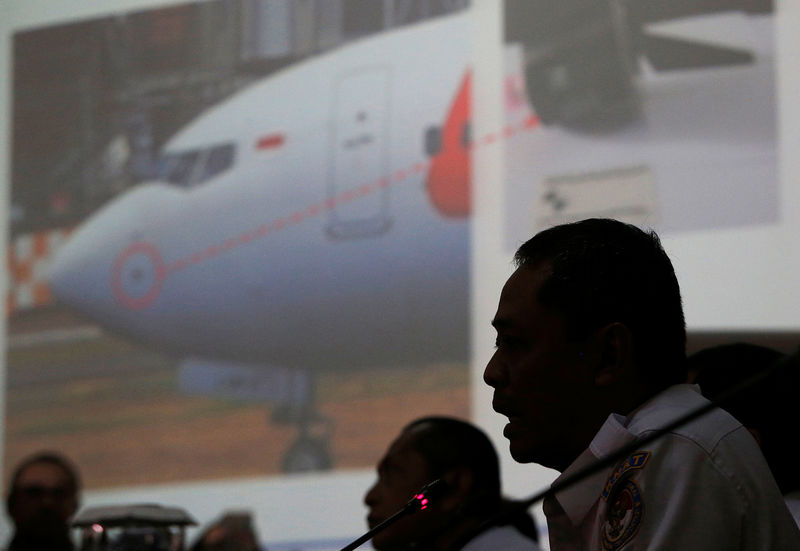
<box><xmin>158</xmin><ymin>143</ymin><xmax>235</xmax><ymax>187</ymax></box>
<box><xmin>205</xmin><ymin>144</ymin><xmax>235</xmax><ymax>178</ymax></box>
<box><xmin>164</xmin><ymin>150</ymin><xmax>201</xmax><ymax>185</ymax></box>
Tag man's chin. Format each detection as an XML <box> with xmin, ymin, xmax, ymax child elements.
<box><xmin>509</xmin><ymin>439</ymin><xmax>570</xmax><ymax>472</ymax></box>
<box><xmin>370</xmin><ymin>525</ymin><xmax>413</xmax><ymax>551</ymax></box>
<box><xmin>370</xmin><ymin>534</ymin><xmax>389</xmax><ymax>551</ymax></box>
<box><xmin>508</xmin><ymin>437</ymin><xmax>539</xmax><ymax>464</ymax></box>
<box><xmin>371</xmin><ymin>534</ymin><xmax>416</xmax><ymax>551</ymax></box>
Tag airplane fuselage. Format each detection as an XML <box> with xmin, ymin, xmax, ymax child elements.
<box><xmin>49</xmin><ymin>13</ymin><xmax>472</xmax><ymax>371</ymax></box>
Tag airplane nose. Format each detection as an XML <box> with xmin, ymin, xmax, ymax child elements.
<box><xmin>48</xmin><ymin>227</ymin><xmax>98</xmax><ymax>311</ymax></box>
<box><xmin>48</xmin><ymin>184</ymin><xmax>174</xmax><ymax>318</ymax></box>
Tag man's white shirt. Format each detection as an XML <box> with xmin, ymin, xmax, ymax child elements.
<box><xmin>543</xmin><ymin>384</ymin><xmax>800</xmax><ymax>550</ymax></box>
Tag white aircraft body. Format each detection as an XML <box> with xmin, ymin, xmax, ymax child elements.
<box><xmin>48</xmin><ymin>13</ymin><xmax>475</xmax><ymax>468</ymax></box>
<box><xmin>50</xmin><ymin>14</ymin><xmax>472</xmax><ymax>370</ymax></box>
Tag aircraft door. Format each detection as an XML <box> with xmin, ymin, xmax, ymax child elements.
<box><xmin>326</xmin><ymin>68</ymin><xmax>392</xmax><ymax>239</ymax></box>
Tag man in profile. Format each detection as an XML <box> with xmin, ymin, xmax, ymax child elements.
<box><xmin>484</xmin><ymin>218</ymin><xmax>800</xmax><ymax>549</ymax></box>
<box><xmin>4</xmin><ymin>451</ymin><xmax>80</xmax><ymax>551</ymax></box>
<box><xmin>364</xmin><ymin>416</ymin><xmax>540</xmax><ymax>551</ymax></box>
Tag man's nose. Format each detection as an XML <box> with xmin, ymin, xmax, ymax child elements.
<box><xmin>483</xmin><ymin>352</ymin><xmax>505</xmax><ymax>387</ymax></box>
<box><xmin>364</xmin><ymin>482</ymin><xmax>379</xmax><ymax>507</ymax></box>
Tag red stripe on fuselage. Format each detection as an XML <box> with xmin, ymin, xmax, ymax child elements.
<box><xmin>257</xmin><ymin>134</ymin><xmax>285</xmax><ymax>150</ymax></box>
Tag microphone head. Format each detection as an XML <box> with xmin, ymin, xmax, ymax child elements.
<box><xmin>408</xmin><ymin>479</ymin><xmax>448</xmax><ymax>511</ymax></box>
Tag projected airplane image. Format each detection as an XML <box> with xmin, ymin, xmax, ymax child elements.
<box><xmin>47</xmin><ymin>12</ymin><xmax>472</xmax><ymax>471</ymax></box>
<box><xmin>37</xmin><ymin>0</ymin><xmax>773</xmax><ymax>475</ymax></box>
<box><xmin>504</xmin><ymin>0</ymin><xmax>776</xmax><ymax>236</ymax></box>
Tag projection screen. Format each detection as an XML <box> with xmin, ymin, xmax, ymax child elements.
<box><xmin>2</xmin><ymin>1</ymin><xmax>798</xmax><ymax>548</ymax></box>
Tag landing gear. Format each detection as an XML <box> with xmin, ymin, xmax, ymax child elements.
<box><xmin>178</xmin><ymin>359</ymin><xmax>335</xmax><ymax>473</ymax></box>
<box><xmin>270</xmin><ymin>372</ymin><xmax>334</xmax><ymax>473</ymax></box>
<box><xmin>281</xmin><ymin>431</ymin><xmax>333</xmax><ymax>473</ymax></box>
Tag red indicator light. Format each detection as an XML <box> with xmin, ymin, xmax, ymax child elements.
<box><xmin>257</xmin><ymin>134</ymin><xmax>285</xmax><ymax>150</ymax></box>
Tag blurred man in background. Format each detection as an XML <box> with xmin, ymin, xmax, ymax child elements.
<box><xmin>690</xmin><ymin>342</ymin><xmax>800</xmax><ymax>526</ymax></box>
<box><xmin>190</xmin><ymin>512</ymin><xmax>261</xmax><ymax>551</ymax></box>
<box><xmin>5</xmin><ymin>451</ymin><xmax>80</xmax><ymax>551</ymax></box>
<box><xmin>364</xmin><ymin>416</ymin><xmax>540</xmax><ymax>551</ymax></box>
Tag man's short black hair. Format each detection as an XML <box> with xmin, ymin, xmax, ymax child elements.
<box><xmin>514</xmin><ymin>218</ymin><xmax>687</xmax><ymax>390</ymax></box>
<box><xmin>402</xmin><ymin>417</ymin><xmax>500</xmax><ymax>513</ymax></box>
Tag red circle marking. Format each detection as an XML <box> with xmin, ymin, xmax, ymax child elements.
<box><xmin>111</xmin><ymin>242</ymin><xmax>167</xmax><ymax>310</ymax></box>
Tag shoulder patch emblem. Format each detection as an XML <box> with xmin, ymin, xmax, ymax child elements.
<box><xmin>602</xmin><ymin>451</ymin><xmax>650</xmax><ymax>501</ymax></box>
<box><xmin>601</xmin><ymin>478</ymin><xmax>644</xmax><ymax>551</ymax></box>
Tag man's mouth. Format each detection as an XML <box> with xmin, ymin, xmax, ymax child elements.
<box><xmin>367</xmin><ymin>515</ymin><xmax>382</xmax><ymax>529</ymax></box>
<box><xmin>503</xmin><ymin>417</ymin><xmax>529</xmax><ymax>439</ymax></box>
<box><xmin>492</xmin><ymin>397</ymin><xmax>517</xmax><ymax>418</ymax></box>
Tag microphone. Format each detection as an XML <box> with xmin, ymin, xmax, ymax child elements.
<box><xmin>340</xmin><ymin>479</ymin><xmax>447</xmax><ymax>551</ymax></box>
<box><xmin>409</xmin><ymin>478</ymin><xmax>449</xmax><ymax>511</ymax></box>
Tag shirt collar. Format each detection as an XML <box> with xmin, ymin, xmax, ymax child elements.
<box><xmin>550</xmin><ymin>412</ymin><xmax>636</xmax><ymax>525</ymax></box>
<box><xmin>548</xmin><ymin>384</ymin><xmax>702</xmax><ymax>526</ymax></box>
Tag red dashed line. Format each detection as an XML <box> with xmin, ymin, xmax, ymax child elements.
<box><xmin>188</xmin><ymin>252</ymin><xmax>205</xmax><ymax>265</ymax></box>
<box><xmin>163</xmin><ymin>117</ymin><xmax>541</xmax><ymax>275</ymax></box>
<box><xmin>170</xmin><ymin>259</ymin><xmax>188</xmax><ymax>272</ymax></box>
<box><xmin>524</xmin><ymin>114</ymin><xmax>540</xmax><ymax>128</ymax></box>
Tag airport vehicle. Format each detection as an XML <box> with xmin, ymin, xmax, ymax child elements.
<box><xmin>73</xmin><ymin>504</ymin><xmax>196</xmax><ymax>551</ymax></box>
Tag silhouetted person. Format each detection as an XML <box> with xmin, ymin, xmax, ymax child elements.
<box><xmin>691</xmin><ymin>342</ymin><xmax>800</xmax><ymax>524</ymax></box>
<box><xmin>190</xmin><ymin>512</ymin><xmax>261</xmax><ymax>551</ymax></box>
<box><xmin>364</xmin><ymin>416</ymin><xmax>540</xmax><ymax>551</ymax></box>
<box><xmin>5</xmin><ymin>451</ymin><xmax>80</xmax><ymax>551</ymax></box>
<box><xmin>484</xmin><ymin>218</ymin><xmax>800</xmax><ymax>549</ymax></box>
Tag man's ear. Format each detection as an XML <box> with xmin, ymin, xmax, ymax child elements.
<box><xmin>591</xmin><ymin>322</ymin><xmax>633</xmax><ymax>388</ymax></box>
<box><xmin>438</xmin><ymin>467</ymin><xmax>473</xmax><ymax>514</ymax></box>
